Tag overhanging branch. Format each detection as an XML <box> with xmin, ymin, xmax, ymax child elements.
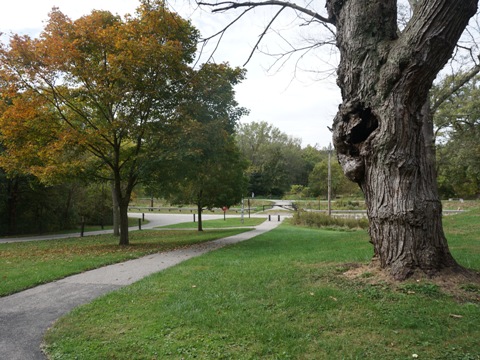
<box><xmin>198</xmin><ymin>1</ymin><xmax>333</xmax><ymax>24</ymax></box>
<box><xmin>243</xmin><ymin>5</ymin><xmax>286</xmax><ymax>66</ymax></box>
<box><xmin>197</xmin><ymin>0</ymin><xmax>336</xmax><ymax>67</ymax></box>
<box><xmin>431</xmin><ymin>58</ymin><xmax>480</xmax><ymax>114</ymax></box>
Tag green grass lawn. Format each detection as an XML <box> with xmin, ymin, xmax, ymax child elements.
<box><xmin>160</xmin><ymin>217</ymin><xmax>266</xmax><ymax>229</ymax></box>
<box><xmin>0</xmin><ymin>229</ymin><xmax>250</xmax><ymax>296</ymax></box>
<box><xmin>43</xmin><ymin>210</ymin><xmax>480</xmax><ymax>360</ymax></box>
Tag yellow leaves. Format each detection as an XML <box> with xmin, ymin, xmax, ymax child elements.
<box><xmin>0</xmin><ymin>89</ymin><xmax>84</xmax><ymax>182</ymax></box>
<box><xmin>0</xmin><ymin>2</ymin><xmax>202</xmax><ymax>193</ymax></box>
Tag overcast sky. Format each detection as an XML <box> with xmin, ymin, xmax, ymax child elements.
<box><xmin>0</xmin><ymin>0</ymin><xmax>341</xmax><ymax>148</ymax></box>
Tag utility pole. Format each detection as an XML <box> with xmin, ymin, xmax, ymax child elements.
<box><xmin>328</xmin><ymin>143</ymin><xmax>332</xmax><ymax>217</ymax></box>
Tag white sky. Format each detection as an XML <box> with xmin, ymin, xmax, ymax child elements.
<box><xmin>0</xmin><ymin>0</ymin><xmax>341</xmax><ymax>148</ymax></box>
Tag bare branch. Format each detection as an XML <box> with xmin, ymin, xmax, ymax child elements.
<box><xmin>197</xmin><ymin>6</ymin><xmax>255</xmax><ymax>64</ymax></box>
<box><xmin>431</xmin><ymin>58</ymin><xmax>480</xmax><ymax>113</ymax></box>
<box><xmin>197</xmin><ymin>0</ymin><xmax>337</xmax><ymax>82</ymax></box>
<box><xmin>243</xmin><ymin>5</ymin><xmax>286</xmax><ymax>66</ymax></box>
<box><xmin>198</xmin><ymin>0</ymin><xmax>333</xmax><ymax>24</ymax></box>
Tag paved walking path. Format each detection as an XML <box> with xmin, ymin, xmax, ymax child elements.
<box><xmin>0</xmin><ymin>218</ymin><xmax>283</xmax><ymax>360</ymax></box>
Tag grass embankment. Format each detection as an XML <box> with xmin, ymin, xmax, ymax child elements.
<box><xmin>44</xmin><ymin>210</ymin><xmax>480</xmax><ymax>359</ymax></box>
<box><xmin>0</xmin><ymin>229</ymin><xmax>250</xmax><ymax>297</ymax></box>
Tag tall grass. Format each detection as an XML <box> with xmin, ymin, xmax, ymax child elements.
<box><xmin>291</xmin><ymin>210</ymin><xmax>369</xmax><ymax>229</ymax></box>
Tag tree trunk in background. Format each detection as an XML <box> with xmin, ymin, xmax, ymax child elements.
<box><xmin>113</xmin><ymin>167</ymin><xmax>136</xmax><ymax>246</ymax></box>
<box><xmin>118</xmin><ymin>200</ymin><xmax>130</xmax><ymax>245</ymax></box>
<box><xmin>111</xmin><ymin>183</ymin><xmax>120</xmax><ymax>237</ymax></box>
<box><xmin>327</xmin><ymin>0</ymin><xmax>478</xmax><ymax>279</ymax></box>
<box><xmin>197</xmin><ymin>192</ymin><xmax>204</xmax><ymax>232</ymax></box>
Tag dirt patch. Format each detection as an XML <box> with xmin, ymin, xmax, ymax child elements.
<box><xmin>342</xmin><ymin>262</ymin><xmax>480</xmax><ymax>303</ymax></box>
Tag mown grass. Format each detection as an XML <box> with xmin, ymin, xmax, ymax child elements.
<box><xmin>442</xmin><ymin>208</ymin><xmax>480</xmax><ymax>271</ymax></box>
<box><xmin>0</xmin><ymin>229</ymin><xmax>249</xmax><ymax>297</ymax></box>
<box><xmin>160</xmin><ymin>217</ymin><xmax>266</xmax><ymax>229</ymax></box>
<box><xmin>44</xmin><ymin>210</ymin><xmax>480</xmax><ymax>360</ymax></box>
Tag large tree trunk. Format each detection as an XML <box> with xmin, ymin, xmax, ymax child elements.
<box><xmin>327</xmin><ymin>0</ymin><xmax>478</xmax><ymax>279</ymax></box>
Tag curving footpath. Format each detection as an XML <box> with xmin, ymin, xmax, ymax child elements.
<box><xmin>0</xmin><ymin>218</ymin><xmax>283</xmax><ymax>360</ymax></box>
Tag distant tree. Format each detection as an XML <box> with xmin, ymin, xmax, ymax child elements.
<box><xmin>235</xmin><ymin>121</ymin><xmax>305</xmax><ymax>196</ymax></box>
<box><xmin>308</xmin><ymin>157</ymin><xmax>341</xmax><ymax>198</ymax></box>
<box><xmin>0</xmin><ymin>170</ymin><xmax>25</xmax><ymax>235</ymax></box>
<box><xmin>0</xmin><ymin>1</ymin><xmax>199</xmax><ymax>245</ymax></box>
<box><xmin>163</xmin><ymin>123</ymin><xmax>247</xmax><ymax>231</ymax></box>
<box><xmin>147</xmin><ymin>63</ymin><xmax>248</xmax><ymax>231</ymax></box>
<box><xmin>0</xmin><ymin>172</ymin><xmax>104</xmax><ymax>236</ymax></box>
<box><xmin>301</xmin><ymin>145</ymin><xmax>326</xmax><ymax>183</ymax></box>
<box><xmin>432</xmin><ymin>74</ymin><xmax>480</xmax><ymax>198</ymax></box>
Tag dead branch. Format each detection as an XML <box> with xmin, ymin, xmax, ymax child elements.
<box><xmin>198</xmin><ymin>1</ymin><xmax>333</xmax><ymax>24</ymax></box>
<box><xmin>197</xmin><ymin>0</ymin><xmax>336</xmax><ymax>68</ymax></box>
<box><xmin>243</xmin><ymin>5</ymin><xmax>286</xmax><ymax>66</ymax></box>
<box><xmin>431</xmin><ymin>59</ymin><xmax>480</xmax><ymax>114</ymax></box>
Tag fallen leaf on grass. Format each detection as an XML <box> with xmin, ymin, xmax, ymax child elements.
<box><xmin>449</xmin><ymin>314</ymin><xmax>463</xmax><ymax>319</ymax></box>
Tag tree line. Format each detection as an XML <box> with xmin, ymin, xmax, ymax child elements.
<box><xmin>235</xmin><ymin>121</ymin><xmax>359</xmax><ymax>199</ymax></box>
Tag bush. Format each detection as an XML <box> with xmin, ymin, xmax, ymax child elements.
<box><xmin>335</xmin><ymin>199</ymin><xmax>365</xmax><ymax>210</ymax></box>
<box><xmin>291</xmin><ymin>210</ymin><xmax>369</xmax><ymax>230</ymax></box>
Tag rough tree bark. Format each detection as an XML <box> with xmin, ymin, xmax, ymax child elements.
<box><xmin>112</xmin><ymin>150</ymin><xmax>138</xmax><ymax>246</ymax></box>
<box><xmin>327</xmin><ymin>0</ymin><xmax>478</xmax><ymax>279</ymax></box>
<box><xmin>111</xmin><ymin>183</ymin><xmax>120</xmax><ymax>237</ymax></box>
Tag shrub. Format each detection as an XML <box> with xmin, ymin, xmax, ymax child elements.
<box><xmin>291</xmin><ymin>210</ymin><xmax>369</xmax><ymax>230</ymax></box>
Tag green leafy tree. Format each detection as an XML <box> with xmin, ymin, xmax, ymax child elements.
<box><xmin>301</xmin><ymin>145</ymin><xmax>326</xmax><ymax>183</ymax></box>
<box><xmin>432</xmin><ymin>74</ymin><xmax>480</xmax><ymax>198</ymax></box>
<box><xmin>148</xmin><ymin>63</ymin><xmax>248</xmax><ymax>231</ymax></box>
<box><xmin>308</xmin><ymin>156</ymin><xmax>356</xmax><ymax>198</ymax></box>
<box><xmin>235</xmin><ymin>121</ymin><xmax>305</xmax><ymax>196</ymax></box>
<box><xmin>165</xmin><ymin>124</ymin><xmax>247</xmax><ymax>231</ymax></box>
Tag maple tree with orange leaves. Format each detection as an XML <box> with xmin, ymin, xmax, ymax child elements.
<box><xmin>0</xmin><ymin>1</ymin><xmax>200</xmax><ymax>245</ymax></box>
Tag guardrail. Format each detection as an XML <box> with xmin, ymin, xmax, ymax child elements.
<box><xmin>129</xmin><ymin>206</ymin><xmax>466</xmax><ymax>216</ymax></box>
<box><xmin>307</xmin><ymin>209</ymin><xmax>465</xmax><ymax>216</ymax></box>
<box><xmin>128</xmin><ymin>206</ymin><xmax>243</xmax><ymax>213</ymax></box>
